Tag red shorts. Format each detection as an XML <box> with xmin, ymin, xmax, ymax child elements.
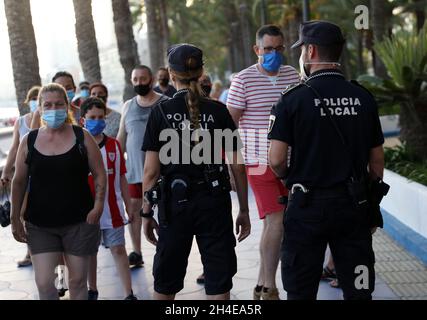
<box><xmin>246</xmin><ymin>165</ymin><xmax>288</xmax><ymax>219</ymax></box>
<box><xmin>128</xmin><ymin>183</ymin><xmax>142</xmax><ymax>199</ymax></box>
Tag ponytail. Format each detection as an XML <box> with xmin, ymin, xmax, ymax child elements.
<box><xmin>170</xmin><ymin>56</ymin><xmax>204</xmax><ymax>142</ymax></box>
<box><xmin>186</xmin><ymin>79</ymin><xmax>202</xmax><ymax>133</ymax></box>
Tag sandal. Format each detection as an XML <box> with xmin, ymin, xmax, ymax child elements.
<box><xmin>321</xmin><ymin>266</ymin><xmax>337</xmax><ymax>279</ymax></box>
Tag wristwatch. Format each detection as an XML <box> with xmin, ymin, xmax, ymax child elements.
<box><xmin>140</xmin><ymin>208</ymin><xmax>154</xmax><ymax>218</ymax></box>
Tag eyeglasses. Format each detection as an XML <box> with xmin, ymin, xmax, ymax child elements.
<box><xmin>262</xmin><ymin>45</ymin><xmax>285</xmax><ymax>53</ymax></box>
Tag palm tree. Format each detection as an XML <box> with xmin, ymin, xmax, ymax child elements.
<box><xmin>144</xmin><ymin>0</ymin><xmax>163</xmax><ymax>72</ymax></box>
<box><xmin>4</xmin><ymin>0</ymin><xmax>41</xmax><ymax>115</ymax></box>
<box><xmin>360</xmin><ymin>25</ymin><xmax>427</xmax><ymax>160</ymax></box>
<box><xmin>73</xmin><ymin>0</ymin><xmax>102</xmax><ymax>83</ymax></box>
<box><xmin>370</xmin><ymin>0</ymin><xmax>392</xmax><ymax>78</ymax></box>
<box><xmin>112</xmin><ymin>0</ymin><xmax>140</xmax><ymax>101</ymax></box>
<box><xmin>158</xmin><ymin>0</ymin><xmax>170</xmax><ymax>67</ymax></box>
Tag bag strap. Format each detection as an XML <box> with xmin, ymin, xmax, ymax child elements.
<box><xmin>72</xmin><ymin>125</ymin><xmax>87</xmax><ymax>158</ymax></box>
<box><xmin>25</xmin><ymin>129</ymin><xmax>39</xmax><ymax>166</ymax></box>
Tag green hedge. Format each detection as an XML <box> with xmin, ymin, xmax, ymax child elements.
<box><xmin>385</xmin><ymin>145</ymin><xmax>427</xmax><ymax>186</ymax></box>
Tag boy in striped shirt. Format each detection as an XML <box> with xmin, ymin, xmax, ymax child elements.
<box><xmin>81</xmin><ymin>97</ymin><xmax>137</xmax><ymax>300</ymax></box>
<box><xmin>227</xmin><ymin>25</ymin><xmax>300</xmax><ymax>300</ymax></box>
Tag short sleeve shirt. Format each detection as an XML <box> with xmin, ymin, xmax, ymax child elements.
<box><xmin>142</xmin><ymin>90</ymin><xmax>242</xmax><ymax>179</ymax></box>
<box><xmin>268</xmin><ymin>69</ymin><xmax>384</xmax><ymax>189</ymax></box>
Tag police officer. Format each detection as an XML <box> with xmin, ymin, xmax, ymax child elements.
<box><xmin>268</xmin><ymin>21</ymin><xmax>385</xmax><ymax>300</ymax></box>
<box><xmin>141</xmin><ymin>44</ymin><xmax>251</xmax><ymax>300</ymax></box>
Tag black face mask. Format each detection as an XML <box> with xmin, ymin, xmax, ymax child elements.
<box><xmin>159</xmin><ymin>79</ymin><xmax>169</xmax><ymax>87</ymax></box>
<box><xmin>134</xmin><ymin>84</ymin><xmax>151</xmax><ymax>96</ymax></box>
<box><xmin>201</xmin><ymin>85</ymin><xmax>212</xmax><ymax>97</ymax></box>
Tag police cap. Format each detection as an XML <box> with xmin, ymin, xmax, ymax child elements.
<box><xmin>167</xmin><ymin>44</ymin><xmax>204</xmax><ymax>72</ymax></box>
<box><xmin>291</xmin><ymin>20</ymin><xmax>345</xmax><ymax>49</ymax></box>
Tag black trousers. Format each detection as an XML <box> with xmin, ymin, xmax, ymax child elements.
<box><xmin>153</xmin><ymin>191</ymin><xmax>237</xmax><ymax>295</ymax></box>
<box><xmin>282</xmin><ymin>195</ymin><xmax>375</xmax><ymax>300</ymax></box>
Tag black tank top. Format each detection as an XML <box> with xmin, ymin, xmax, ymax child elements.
<box><xmin>25</xmin><ymin>128</ymin><xmax>94</xmax><ymax>227</ymax></box>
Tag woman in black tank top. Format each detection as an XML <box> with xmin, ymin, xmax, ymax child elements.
<box><xmin>10</xmin><ymin>83</ymin><xmax>107</xmax><ymax>300</ymax></box>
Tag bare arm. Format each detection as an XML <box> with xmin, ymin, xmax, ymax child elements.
<box><xmin>227</xmin><ymin>107</ymin><xmax>244</xmax><ymax>128</ymax></box>
<box><xmin>84</xmin><ymin>129</ymin><xmax>107</xmax><ymax>223</ymax></box>
<box><xmin>226</xmin><ymin>150</ymin><xmax>250</xmax><ymax>242</ymax></box>
<box><xmin>30</xmin><ymin>109</ymin><xmax>41</xmax><ymax>129</ymax></box>
<box><xmin>368</xmin><ymin>145</ymin><xmax>384</xmax><ymax>179</ymax></box>
<box><xmin>1</xmin><ymin>119</ymin><xmax>21</xmax><ymax>184</ymax></box>
<box><xmin>11</xmin><ymin>135</ymin><xmax>29</xmax><ymax>243</ymax></box>
<box><xmin>116</xmin><ymin>101</ymin><xmax>130</xmax><ymax>153</ymax></box>
<box><xmin>141</xmin><ymin>151</ymin><xmax>161</xmax><ymax>245</ymax></box>
<box><xmin>269</xmin><ymin>139</ymin><xmax>289</xmax><ymax>179</ymax></box>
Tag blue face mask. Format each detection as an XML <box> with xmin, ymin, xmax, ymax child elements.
<box><xmin>80</xmin><ymin>89</ymin><xmax>90</xmax><ymax>99</ymax></box>
<box><xmin>67</xmin><ymin>90</ymin><xmax>75</xmax><ymax>101</ymax></box>
<box><xmin>42</xmin><ymin>109</ymin><xmax>67</xmax><ymax>129</ymax></box>
<box><xmin>29</xmin><ymin>100</ymin><xmax>38</xmax><ymax>113</ymax></box>
<box><xmin>260</xmin><ymin>51</ymin><xmax>283</xmax><ymax>72</ymax></box>
<box><xmin>85</xmin><ymin>119</ymin><xmax>106</xmax><ymax>136</ymax></box>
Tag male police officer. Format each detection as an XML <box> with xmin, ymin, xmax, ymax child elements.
<box><xmin>268</xmin><ymin>20</ymin><xmax>385</xmax><ymax>300</ymax></box>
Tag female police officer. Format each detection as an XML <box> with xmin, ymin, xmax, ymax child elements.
<box><xmin>141</xmin><ymin>44</ymin><xmax>250</xmax><ymax>300</ymax></box>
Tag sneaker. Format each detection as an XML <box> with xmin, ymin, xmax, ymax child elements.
<box><xmin>88</xmin><ymin>289</ymin><xmax>99</xmax><ymax>300</ymax></box>
<box><xmin>128</xmin><ymin>252</ymin><xmax>144</xmax><ymax>267</ymax></box>
<box><xmin>124</xmin><ymin>292</ymin><xmax>138</xmax><ymax>300</ymax></box>
<box><xmin>261</xmin><ymin>287</ymin><xmax>280</xmax><ymax>300</ymax></box>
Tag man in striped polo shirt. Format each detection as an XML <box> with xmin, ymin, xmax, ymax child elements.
<box><xmin>227</xmin><ymin>24</ymin><xmax>300</xmax><ymax>300</ymax></box>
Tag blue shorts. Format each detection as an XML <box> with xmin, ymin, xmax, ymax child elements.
<box><xmin>101</xmin><ymin>226</ymin><xmax>125</xmax><ymax>248</ymax></box>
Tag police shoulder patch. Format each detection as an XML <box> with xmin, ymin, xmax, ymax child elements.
<box><xmin>281</xmin><ymin>83</ymin><xmax>304</xmax><ymax>97</ymax></box>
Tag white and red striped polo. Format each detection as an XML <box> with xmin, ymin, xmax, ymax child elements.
<box><xmin>88</xmin><ymin>136</ymin><xmax>127</xmax><ymax>229</ymax></box>
<box><xmin>227</xmin><ymin>64</ymin><xmax>300</xmax><ymax>165</ymax></box>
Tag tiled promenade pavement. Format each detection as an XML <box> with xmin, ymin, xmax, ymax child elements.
<box><xmin>0</xmin><ymin>189</ymin><xmax>424</xmax><ymax>300</ymax></box>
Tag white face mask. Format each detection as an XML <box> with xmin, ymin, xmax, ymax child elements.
<box><xmin>299</xmin><ymin>55</ymin><xmax>309</xmax><ymax>81</ymax></box>
<box><xmin>299</xmin><ymin>53</ymin><xmax>341</xmax><ymax>81</ymax></box>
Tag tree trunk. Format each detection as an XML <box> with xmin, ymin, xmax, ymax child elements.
<box><xmin>73</xmin><ymin>0</ymin><xmax>102</xmax><ymax>83</ymax></box>
<box><xmin>4</xmin><ymin>0</ymin><xmax>41</xmax><ymax>115</ymax></box>
<box><xmin>112</xmin><ymin>0</ymin><xmax>140</xmax><ymax>101</ymax></box>
<box><xmin>144</xmin><ymin>0</ymin><xmax>162</xmax><ymax>73</ymax></box>
<box><xmin>399</xmin><ymin>99</ymin><xmax>427</xmax><ymax>160</ymax></box>
<box><xmin>370</xmin><ymin>0</ymin><xmax>390</xmax><ymax>78</ymax></box>
<box><xmin>223</xmin><ymin>3</ymin><xmax>244</xmax><ymax>72</ymax></box>
<box><xmin>414</xmin><ymin>0</ymin><xmax>426</xmax><ymax>31</ymax></box>
<box><xmin>356</xmin><ymin>31</ymin><xmax>365</xmax><ymax>75</ymax></box>
<box><xmin>239</xmin><ymin>4</ymin><xmax>253</xmax><ymax>68</ymax></box>
<box><xmin>287</xmin><ymin>6</ymin><xmax>302</xmax><ymax>69</ymax></box>
<box><xmin>158</xmin><ymin>0</ymin><xmax>169</xmax><ymax>67</ymax></box>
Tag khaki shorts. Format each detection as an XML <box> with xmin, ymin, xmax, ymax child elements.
<box><xmin>26</xmin><ymin>221</ymin><xmax>101</xmax><ymax>256</ymax></box>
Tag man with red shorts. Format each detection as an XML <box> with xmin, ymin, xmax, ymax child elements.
<box><xmin>227</xmin><ymin>25</ymin><xmax>300</xmax><ymax>299</ymax></box>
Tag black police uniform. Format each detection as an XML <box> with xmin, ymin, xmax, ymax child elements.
<box><xmin>268</xmin><ymin>67</ymin><xmax>384</xmax><ymax>300</ymax></box>
<box><xmin>142</xmin><ymin>89</ymin><xmax>241</xmax><ymax>295</ymax></box>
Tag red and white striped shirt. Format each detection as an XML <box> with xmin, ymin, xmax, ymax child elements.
<box><xmin>88</xmin><ymin>136</ymin><xmax>127</xmax><ymax>229</ymax></box>
<box><xmin>227</xmin><ymin>64</ymin><xmax>300</xmax><ymax>165</ymax></box>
